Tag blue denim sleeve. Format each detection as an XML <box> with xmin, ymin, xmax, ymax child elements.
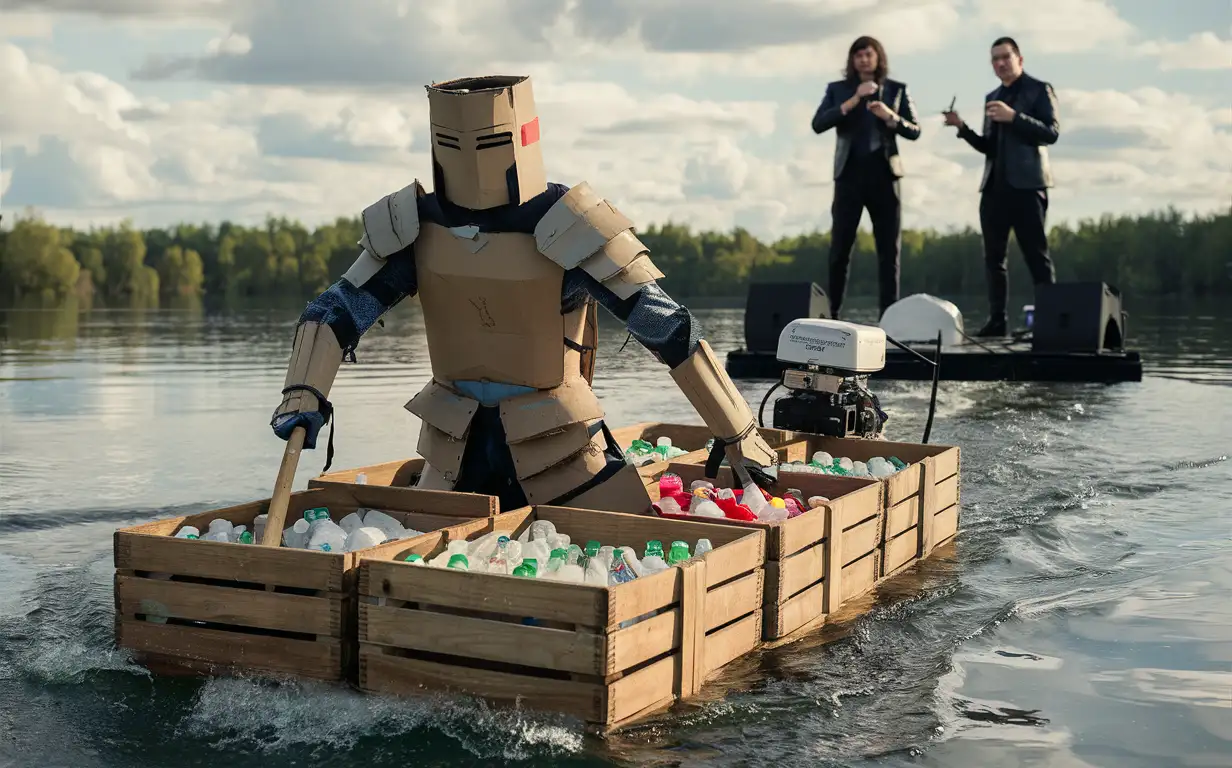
<box><xmin>298</xmin><ymin>247</ymin><xmax>419</xmax><ymax>354</ymax></box>
<box><xmin>561</xmin><ymin>270</ymin><xmax>701</xmax><ymax>368</ymax></box>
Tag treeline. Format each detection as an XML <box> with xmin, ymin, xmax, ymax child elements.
<box><xmin>1</xmin><ymin>206</ymin><xmax>1229</xmax><ymax>305</ymax></box>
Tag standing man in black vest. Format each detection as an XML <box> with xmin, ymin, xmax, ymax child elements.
<box><xmin>944</xmin><ymin>36</ymin><xmax>1060</xmax><ymax>336</ymax></box>
<box><xmin>811</xmin><ymin>36</ymin><xmax>920</xmax><ymax>320</ymax></box>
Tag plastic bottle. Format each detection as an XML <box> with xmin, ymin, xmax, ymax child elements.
<box><xmin>174</xmin><ymin>526</ymin><xmax>200</xmax><ymax>539</ymax></box>
<box><xmin>487</xmin><ymin>536</ymin><xmax>514</xmax><ymax>575</ymax></box>
<box><xmin>617</xmin><ymin>546</ymin><xmax>646</xmax><ymax>577</ymax></box>
<box><xmin>658</xmin><ymin>473</ymin><xmax>684</xmax><ymax>497</ymax></box>
<box><xmin>888</xmin><ymin>456</ymin><xmax>907</xmax><ymax>471</ymax></box>
<box><xmin>529</xmin><ymin>520</ymin><xmax>556</xmax><ymax>542</ymax></box>
<box><xmin>362</xmin><ymin>509</ymin><xmax>408</xmax><ymax>541</ymax></box>
<box><xmin>339</xmin><ymin>512</ymin><xmax>365</xmax><ymax>535</ymax></box>
<box><xmin>305</xmin><ymin>508</ymin><xmax>347</xmax><ymax>552</ymax></box>
<box><xmin>811</xmin><ymin>451</ymin><xmax>833</xmax><ymax>467</ymax></box>
<box><xmin>644</xmin><ymin>540</ymin><xmax>664</xmax><ymax>559</ymax></box>
<box><xmin>689</xmin><ymin>479</ymin><xmax>714</xmax><ymax>492</ymax></box>
<box><xmin>608</xmin><ymin>550</ymin><xmax>637</xmax><ymax>585</ymax></box>
<box><xmin>695</xmin><ymin>538</ymin><xmax>713</xmax><ymax>557</ymax></box>
<box><xmin>253</xmin><ymin>514</ymin><xmax>267</xmax><ymax>543</ymax></box>
<box><xmin>692</xmin><ymin>499</ymin><xmax>726</xmax><ymax>518</ymax></box>
<box><xmin>666</xmin><ymin>540</ymin><xmax>690</xmax><ymax>565</ymax></box>
<box><xmin>403</xmin><ymin>553</ymin><xmax>425</xmax><ymax>564</ymax></box>
<box><xmin>522</xmin><ymin>558</ymin><xmax>539</xmax><ymax>578</ymax></box>
<box><xmin>447</xmin><ymin>554</ymin><xmax>469</xmax><ymax>570</ymax></box>
<box><xmin>657</xmin><ymin>497</ymin><xmax>683</xmax><ymax>515</ymax></box>
<box><xmin>238</xmin><ymin>531</ymin><xmax>254</xmax><ymax>544</ymax></box>
<box><xmin>584</xmin><ymin>540</ymin><xmax>601</xmax><ymax>567</ymax></box>
<box><xmin>428</xmin><ymin>539</ymin><xmax>469</xmax><ymax>568</ymax></box>
<box><xmin>512</xmin><ymin>564</ymin><xmax>533</xmax><ymax>577</ymax></box>
<box><xmin>546</xmin><ymin>548</ymin><xmax>568</xmax><ymax>577</ymax></box>
<box><xmin>283</xmin><ymin>518</ymin><xmax>310</xmax><ymax>548</ymax></box>
<box><xmin>343</xmin><ymin>526</ymin><xmax>386</xmax><ymax>552</ymax></box>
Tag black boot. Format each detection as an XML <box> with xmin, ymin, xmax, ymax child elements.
<box><xmin>975</xmin><ymin>316</ymin><xmax>1007</xmax><ymax>337</ymax></box>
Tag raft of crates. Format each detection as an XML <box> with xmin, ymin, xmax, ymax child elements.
<box><xmin>113</xmin><ymin>422</ymin><xmax>960</xmax><ymax>733</ymax></box>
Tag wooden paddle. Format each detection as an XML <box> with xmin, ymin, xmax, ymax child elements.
<box><xmin>260</xmin><ymin>425</ymin><xmax>307</xmax><ymax>546</ymax></box>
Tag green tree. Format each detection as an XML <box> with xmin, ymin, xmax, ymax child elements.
<box><xmin>0</xmin><ymin>213</ymin><xmax>82</xmax><ymax>301</ymax></box>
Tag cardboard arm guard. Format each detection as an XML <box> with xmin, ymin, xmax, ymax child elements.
<box><xmin>669</xmin><ymin>339</ymin><xmax>778</xmax><ymax>467</ymax></box>
<box><xmin>273</xmin><ymin>321</ymin><xmax>344</xmax><ymax>418</ymax></box>
<box><xmin>345</xmin><ymin>180</ymin><xmax>423</xmax><ymax>288</ymax></box>
<box><xmin>534</xmin><ymin>182</ymin><xmax>664</xmax><ymax>299</ymax></box>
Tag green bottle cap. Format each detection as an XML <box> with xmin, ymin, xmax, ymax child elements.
<box><xmin>523</xmin><ymin>558</ymin><xmax>538</xmax><ymax>575</ymax></box>
<box><xmin>497</xmin><ymin>535</ymin><xmax>510</xmax><ymax>544</ymax></box>
<box><xmin>549</xmin><ymin>548</ymin><xmax>568</xmax><ymax>561</ymax></box>
<box><xmin>646</xmin><ymin>539</ymin><xmax>663</xmax><ymax>553</ymax></box>
<box><xmin>585</xmin><ymin>540</ymin><xmax>601</xmax><ymax>555</ymax></box>
<box><xmin>238</xmin><ymin>531</ymin><xmax>253</xmax><ymax>544</ymax></box>
<box><xmin>319</xmin><ymin>543</ymin><xmax>332</xmax><ymax>552</ymax></box>
<box><xmin>403</xmin><ymin>553</ymin><xmax>424</xmax><ymax>563</ymax></box>
<box><xmin>304</xmin><ymin>507</ymin><xmax>330</xmax><ymax>522</ymax></box>
<box><xmin>447</xmin><ymin>554</ymin><xmax>468</xmax><ymax>569</ymax></box>
<box><xmin>184</xmin><ymin>534</ymin><xmax>199</xmax><ymax>540</ymax></box>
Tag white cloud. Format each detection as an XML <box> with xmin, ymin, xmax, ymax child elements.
<box><xmin>971</xmin><ymin>0</ymin><xmax>1136</xmax><ymax>54</ymax></box>
<box><xmin>1136</xmin><ymin>31</ymin><xmax>1232</xmax><ymax>71</ymax></box>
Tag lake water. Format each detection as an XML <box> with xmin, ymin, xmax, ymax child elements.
<box><xmin>1</xmin><ymin>297</ymin><xmax>1230</xmax><ymax>768</ymax></box>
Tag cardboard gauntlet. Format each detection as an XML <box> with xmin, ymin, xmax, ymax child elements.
<box><xmin>273</xmin><ymin>321</ymin><xmax>344</xmax><ymax>420</ymax></box>
<box><xmin>668</xmin><ymin>340</ymin><xmax>778</xmax><ymax>467</ymax></box>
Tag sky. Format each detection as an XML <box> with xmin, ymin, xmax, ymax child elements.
<box><xmin>0</xmin><ymin>0</ymin><xmax>1229</xmax><ymax>242</ymax></box>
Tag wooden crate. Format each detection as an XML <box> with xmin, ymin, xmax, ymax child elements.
<box><xmin>681</xmin><ymin>432</ymin><xmax>961</xmax><ymax>579</ymax></box>
<box><xmin>661</xmin><ymin>464</ymin><xmax>884</xmax><ymax>640</ymax></box>
<box><xmin>356</xmin><ymin>505</ymin><xmax>766</xmax><ymax>732</ymax></box>
<box><xmin>114</xmin><ymin>484</ymin><xmax>497</xmax><ymax>683</ymax></box>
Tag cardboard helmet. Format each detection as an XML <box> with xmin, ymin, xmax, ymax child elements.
<box><xmin>425</xmin><ymin>75</ymin><xmax>548</xmax><ymax>210</ymax></box>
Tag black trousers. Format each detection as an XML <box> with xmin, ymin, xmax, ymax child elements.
<box><xmin>827</xmin><ymin>152</ymin><xmax>901</xmax><ymax>318</ymax></box>
<box><xmin>979</xmin><ymin>184</ymin><xmax>1056</xmax><ymax>321</ymax></box>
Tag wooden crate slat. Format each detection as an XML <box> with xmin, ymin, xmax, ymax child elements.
<box><xmin>607</xmin><ymin>654</ymin><xmax>681</xmax><ymax>725</ymax></box>
<box><xmin>841</xmin><ymin>516</ymin><xmax>881</xmax><ymax>566</ymax></box>
<box><xmin>677</xmin><ymin>559</ymin><xmax>707</xmax><ymax>699</ymax></box>
<box><xmin>116</xmin><ymin>575</ymin><xmax>340</xmax><ymax>636</ymax></box>
<box><xmin>359</xmin><ymin>647</ymin><xmax>606</xmax><ymax>723</ymax></box>
<box><xmin>885</xmin><ymin>496</ymin><xmax>920</xmax><ymax>541</ymax></box>
<box><xmin>117</xmin><ymin>620</ymin><xmax>340</xmax><ymax>680</ymax></box>
<box><xmin>933</xmin><ymin>505</ymin><xmax>959</xmax><ymax>545</ymax></box>
<box><xmin>362</xmin><ymin>559</ymin><xmax>608</xmax><ymax>628</ymax></box>
<box><xmin>702</xmin><ymin>531</ymin><xmax>764</xmax><ymax>588</ymax></box>
<box><xmin>360</xmin><ymin>603</ymin><xmax>606</xmax><ymax>676</ymax></box>
<box><xmin>774</xmin><ymin>506</ymin><xmax>828</xmax><ymax>562</ymax></box>
<box><xmin>770</xmin><ymin>541</ymin><xmax>826</xmax><ymax>603</ymax></box>
<box><xmin>766</xmin><ymin>579</ymin><xmax>826</xmax><ymax>639</ymax></box>
<box><xmin>702</xmin><ymin>569</ymin><xmax>763</xmax><ymax>632</ymax></box>
<box><xmin>934</xmin><ymin>473</ymin><xmax>959</xmax><ymax>515</ymax></box>
<box><xmin>933</xmin><ymin>446</ymin><xmax>960</xmax><ymax>481</ymax></box>
<box><xmin>841</xmin><ymin>551</ymin><xmax>879</xmax><ymax>603</ymax></box>
<box><xmin>607</xmin><ymin>566</ymin><xmax>680</xmax><ymax>629</ymax></box>
<box><xmin>608</xmin><ymin>608</ymin><xmax>681</xmax><ymax>673</ymax></box>
<box><xmin>884</xmin><ymin>526</ymin><xmax>919</xmax><ymax>575</ymax></box>
<box><xmin>702</xmin><ymin>610</ymin><xmax>762</xmax><ymax>677</ymax></box>
<box><xmin>115</xmin><ymin>533</ymin><xmax>346</xmax><ymax>592</ymax></box>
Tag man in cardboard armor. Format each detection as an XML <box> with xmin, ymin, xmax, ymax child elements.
<box><xmin>270</xmin><ymin>75</ymin><xmax>776</xmax><ymax>513</ymax></box>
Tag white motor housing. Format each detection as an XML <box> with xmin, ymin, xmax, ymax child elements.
<box><xmin>879</xmin><ymin>294</ymin><xmax>964</xmax><ymax>347</ymax></box>
<box><xmin>776</xmin><ymin>318</ymin><xmax>886</xmax><ymax>374</ymax></box>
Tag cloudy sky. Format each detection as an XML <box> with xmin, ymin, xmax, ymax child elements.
<box><xmin>1</xmin><ymin>0</ymin><xmax>1229</xmax><ymax>241</ymax></box>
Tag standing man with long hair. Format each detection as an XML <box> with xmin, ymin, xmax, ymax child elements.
<box><xmin>943</xmin><ymin>36</ymin><xmax>1059</xmax><ymax>337</ymax></box>
<box><xmin>811</xmin><ymin>36</ymin><xmax>920</xmax><ymax>320</ymax></box>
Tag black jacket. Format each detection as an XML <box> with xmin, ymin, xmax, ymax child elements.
<box><xmin>811</xmin><ymin>78</ymin><xmax>921</xmax><ymax>179</ymax></box>
<box><xmin>958</xmin><ymin>72</ymin><xmax>1059</xmax><ymax>191</ymax></box>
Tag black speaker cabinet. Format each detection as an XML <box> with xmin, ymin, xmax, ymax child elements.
<box><xmin>743</xmin><ymin>282</ymin><xmax>831</xmax><ymax>353</ymax></box>
<box><xmin>1031</xmin><ymin>282</ymin><xmax>1126</xmax><ymax>353</ymax></box>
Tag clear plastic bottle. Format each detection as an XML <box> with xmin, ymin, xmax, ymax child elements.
<box><xmin>487</xmin><ymin>536</ymin><xmax>513</xmax><ymax>575</ymax></box>
<box><xmin>608</xmin><ymin>550</ymin><xmax>637</xmax><ymax>585</ymax></box>
<box><xmin>695</xmin><ymin>538</ymin><xmax>712</xmax><ymax>557</ymax></box>
<box><xmin>447</xmin><ymin>554</ymin><xmax>469</xmax><ymax>570</ymax></box>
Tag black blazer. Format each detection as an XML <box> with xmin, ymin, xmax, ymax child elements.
<box><xmin>811</xmin><ymin>78</ymin><xmax>921</xmax><ymax>179</ymax></box>
<box><xmin>958</xmin><ymin>72</ymin><xmax>1059</xmax><ymax>191</ymax></box>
